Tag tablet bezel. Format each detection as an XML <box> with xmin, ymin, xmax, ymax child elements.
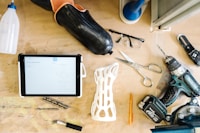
<box><xmin>18</xmin><ymin>54</ymin><xmax>82</xmax><ymax>97</ymax></box>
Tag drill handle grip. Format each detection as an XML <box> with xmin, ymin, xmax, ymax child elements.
<box><xmin>160</xmin><ymin>75</ymin><xmax>193</xmax><ymax>107</ymax></box>
<box><xmin>160</xmin><ymin>86</ymin><xmax>181</xmax><ymax>107</ymax></box>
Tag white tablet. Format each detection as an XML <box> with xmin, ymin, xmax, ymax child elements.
<box><xmin>18</xmin><ymin>54</ymin><xmax>86</xmax><ymax>97</ymax></box>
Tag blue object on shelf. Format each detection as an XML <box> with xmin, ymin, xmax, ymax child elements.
<box><xmin>123</xmin><ymin>0</ymin><xmax>144</xmax><ymax>21</ymax></box>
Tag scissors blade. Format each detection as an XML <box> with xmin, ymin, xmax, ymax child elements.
<box><xmin>119</xmin><ymin>51</ymin><xmax>134</xmax><ymax>63</ymax></box>
<box><xmin>115</xmin><ymin>57</ymin><xmax>133</xmax><ymax>65</ymax></box>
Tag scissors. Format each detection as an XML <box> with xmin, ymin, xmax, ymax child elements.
<box><xmin>116</xmin><ymin>51</ymin><xmax>162</xmax><ymax>87</ymax></box>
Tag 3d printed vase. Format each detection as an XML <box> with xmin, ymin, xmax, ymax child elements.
<box><xmin>91</xmin><ymin>63</ymin><xmax>119</xmax><ymax>121</ymax></box>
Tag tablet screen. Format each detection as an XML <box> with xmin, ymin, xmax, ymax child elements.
<box><xmin>18</xmin><ymin>54</ymin><xmax>82</xmax><ymax>96</ymax></box>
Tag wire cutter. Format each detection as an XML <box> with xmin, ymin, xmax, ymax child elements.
<box><xmin>116</xmin><ymin>51</ymin><xmax>162</xmax><ymax>87</ymax></box>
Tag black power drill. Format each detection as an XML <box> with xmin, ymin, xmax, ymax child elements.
<box><xmin>138</xmin><ymin>46</ymin><xmax>200</xmax><ymax>123</ymax></box>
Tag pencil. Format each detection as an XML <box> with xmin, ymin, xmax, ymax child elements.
<box><xmin>128</xmin><ymin>93</ymin><xmax>133</xmax><ymax>125</ymax></box>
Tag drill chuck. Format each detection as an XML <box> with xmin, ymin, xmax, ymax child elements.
<box><xmin>165</xmin><ymin>56</ymin><xmax>181</xmax><ymax>71</ymax></box>
<box><xmin>165</xmin><ymin>56</ymin><xmax>186</xmax><ymax>77</ymax></box>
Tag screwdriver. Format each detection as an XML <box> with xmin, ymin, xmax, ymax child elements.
<box><xmin>53</xmin><ymin>120</ymin><xmax>82</xmax><ymax>131</ymax></box>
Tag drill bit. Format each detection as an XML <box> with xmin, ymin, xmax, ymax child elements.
<box><xmin>42</xmin><ymin>97</ymin><xmax>70</xmax><ymax>109</ymax></box>
<box><xmin>157</xmin><ymin>45</ymin><xmax>173</xmax><ymax>64</ymax></box>
<box><xmin>157</xmin><ymin>45</ymin><xmax>167</xmax><ymax>58</ymax></box>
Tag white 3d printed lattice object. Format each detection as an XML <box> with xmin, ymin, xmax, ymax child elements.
<box><xmin>91</xmin><ymin>63</ymin><xmax>119</xmax><ymax>121</ymax></box>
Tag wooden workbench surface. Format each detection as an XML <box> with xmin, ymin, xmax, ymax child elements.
<box><xmin>0</xmin><ymin>0</ymin><xmax>200</xmax><ymax>133</ymax></box>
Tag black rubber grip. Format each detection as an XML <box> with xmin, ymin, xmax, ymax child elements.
<box><xmin>66</xmin><ymin>123</ymin><xmax>82</xmax><ymax>131</ymax></box>
<box><xmin>160</xmin><ymin>86</ymin><xmax>180</xmax><ymax>107</ymax></box>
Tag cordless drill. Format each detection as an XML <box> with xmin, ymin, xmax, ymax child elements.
<box><xmin>138</xmin><ymin>46</ymin><xmax>200</xmax><ymax>123</ymax></box>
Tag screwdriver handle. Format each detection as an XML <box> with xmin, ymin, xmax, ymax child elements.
<box><xmin>177</xmin><ymin>34</ymin><xmax>200</xmax><ymax>66</ymax></box>
<box><xmin>66</xmin><ymin>122</ymin><xmax>82</xmax><ymax>131</ymax></box>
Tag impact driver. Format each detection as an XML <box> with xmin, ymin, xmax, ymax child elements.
<box><xmin>138</xmin><ymin>46</ymin><xmax>200</xmax><ymax>123</ymax></box>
